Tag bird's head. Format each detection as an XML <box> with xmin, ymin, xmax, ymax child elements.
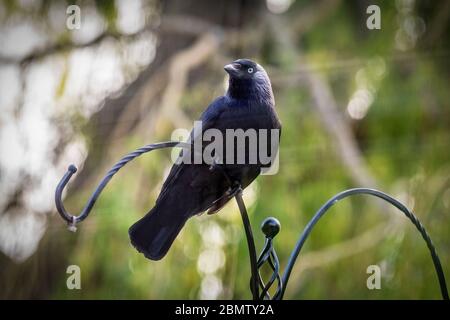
<box><xmin>224</xmin><ymin>59</ymin><xmax>273</xmax><ymax>103</ymax></box>
<box><xmin>224</xmin><ymin>59</ymin><xmax>260</xmax><ymax>80</ymax></box>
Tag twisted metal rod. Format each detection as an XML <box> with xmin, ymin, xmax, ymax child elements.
<box><xmin>278</xmin><ymin>188</ymin><xmax>449</xmax><ymax>300</ymax></box>
<box><xmin>257</xmin><ymin>238</ymin><xmax>282</xmax><ymax>300</ymax></box>
<box><xmin>54</xmin><ymin>142</ymin><xmax>448</xmax><ymax>300</ymax></box>
<box><xmin>55</xmin><ymin>141</ymin><xmax>190</xmax><ymax>229</ymax></box>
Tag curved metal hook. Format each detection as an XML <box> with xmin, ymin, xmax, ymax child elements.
<box><xmin>55</xmin><ymin>141</ymin><xmax>190</xmax><ymax>230</ymax></box>
<box><xmin>278</xmin><ymin>188</ymin><xmax>449</xmax><ymax>300</ymax></box>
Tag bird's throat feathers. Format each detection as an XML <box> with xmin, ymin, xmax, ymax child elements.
<box><xmin>227</xmin><ymin>73</ymin><xmax>274</xmax><ymax>106</ymax></box>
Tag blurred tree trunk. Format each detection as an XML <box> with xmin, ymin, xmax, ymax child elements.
<box><xmin>73</xmin><ymin>0</ymin><xmax>263</xmax><ymax>190</ymax></box>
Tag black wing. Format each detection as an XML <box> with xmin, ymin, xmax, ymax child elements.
<box><xmin>156</xmin><ymin>96</ymin><xmax>230</xmax><ymax>202</ymax></box>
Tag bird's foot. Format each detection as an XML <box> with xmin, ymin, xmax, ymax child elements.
<box><xmin>227</xmin><ymin>181</ymin><xmax>242</xmax><ymax>198</ymax></box>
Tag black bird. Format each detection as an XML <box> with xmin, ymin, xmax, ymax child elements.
<box><xmin>129</xmin><ymin>59</ymin><xmax>281</xmax><ymax>260</ymax></box>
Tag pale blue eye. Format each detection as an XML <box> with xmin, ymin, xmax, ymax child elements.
<box><xmin>248</xmin><ymin>67</ymin><xmax>254</xmax><ymax>74</ymax></box>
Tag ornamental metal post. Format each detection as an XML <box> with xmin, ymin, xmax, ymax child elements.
<box><xmin>55</xmin><ymin>141</ymin><xmax>449</xmax><ymax>300</ymax></box>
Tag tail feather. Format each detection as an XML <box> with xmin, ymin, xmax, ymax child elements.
<box><xmin>129</xmin><ymin>205</ymin><xmax>189</xmax><ymax>260</ymax></box>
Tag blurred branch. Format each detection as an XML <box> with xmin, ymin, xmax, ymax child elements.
<box><xmin>306</xmin><ymin>72</ymin><xmax>378</xmax><ymax>187</ymax></box>
<box><xmin>162</xmin><ymin>15</ymin><xmax>222</xmax><ymax>36</ymax></box>
<box><xmin>130</xmin><ymin>32</ymin><xmax>221</xmax><ymax>205</ymax></box>
<box><xmin>269</xmin><ymin>14</ymin><xmax>378</xmax><ymax>188</ymax></box>
<box><xmin>110</xmin><ymin>31</ymin><xmax>221</xmax><ymax>140</ymax></box>
<box><xmin>0</xmin><ymin>28</ymin><xmax>151</xmax><ymax>66</ymax></box>
<box><xmin>103</xmin><ymin>31</ymin><xmax>220</xmax><ymax>195</ymax></box>
<box><xmin>271</xmin><ymin>50</ymin><xmax>450</xmax><ymax>85</ymax></box>
<box><xmin>108</xmin><ymin>67</ymin><xmax>168</xmax><ymax>142</ymax></box>
<box><xmin>159</xmin><ymin>32</ymin><xmax>220</xmax><ymax>128</ymax></box>
<box><xmin>75</xmin><ymin>23</ymin><xmax>225</xmax><ymax>194</ymax></box>
<box><xmin>0</xmin><ymin>14</ymin><xmax>222</xmax><ymax>66</ymax></box>
<box><xmin>265</xmin><ymin>12</ymin><xmax>409</xmax><ymax>297</ymax></box>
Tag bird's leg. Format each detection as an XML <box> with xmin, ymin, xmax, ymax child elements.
<box><xmin>209</xmin><ymin>158</ymin><xmax>242</xmax><ymax>196</ymax></box>
<box><xmin>227</xmin><ymin>181</ymin><xmax>242</xmax><ymax>198</ymax></box>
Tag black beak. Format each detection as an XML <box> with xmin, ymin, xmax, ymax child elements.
<box><xmin>224</xmin><ymin>63</ymin><xmax>238</xmax><ymax>75</ymax></box>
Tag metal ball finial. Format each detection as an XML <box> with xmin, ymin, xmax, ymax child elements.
<box><xmin>261</xmin><ymin>217</ymin><xmax>280</xmax><ymax>238</ymax></box>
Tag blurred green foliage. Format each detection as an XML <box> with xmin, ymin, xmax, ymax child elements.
<box><xmin>1</xmin><ymin>0</ymin><xmax>448</xmax><ymax>300</ymax></box>
<box><xmin>57</xmin><ymin>1</ymin><xmax>448</xmax><ymax>299</ymax></box>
